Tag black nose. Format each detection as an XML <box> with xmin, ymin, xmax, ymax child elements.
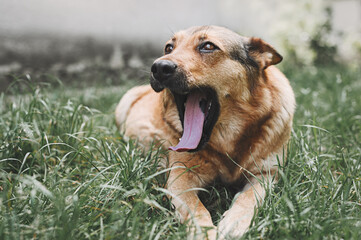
<box><xmin>151</xmin><ymin>60</ymin><xmax>177</xmax><ymax>82</ymax></box>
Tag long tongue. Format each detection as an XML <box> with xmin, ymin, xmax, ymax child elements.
<box><xmin>169</xmin><ymin>92</ymin><xmax>206</xmax><ymax>152</ymax></box>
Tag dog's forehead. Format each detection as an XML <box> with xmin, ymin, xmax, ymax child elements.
<box><xmin>171</xmin><ymin>26</ymin><xmax>248</xmax><ymax>49</ymax></box>
<box><xmin>187</xmin><ymin>26</ymin><xmax>237</xmax><ymax>38</ymax></box>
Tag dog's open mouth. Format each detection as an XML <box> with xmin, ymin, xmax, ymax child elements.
<box><xmin>169</xmin><ymin>88</ymin><xmax>220</xmax><ymax>152</ymax></box>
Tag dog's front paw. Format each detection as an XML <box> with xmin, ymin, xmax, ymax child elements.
<box><xmin>187</xmin><ymin>225</ymin><xmax>217</xmax><ymax>240</ymax></box>
<box><xmin>218</xmin><ymin>209</ymin><xmax>253</xmax><ymax>239</ymax></box>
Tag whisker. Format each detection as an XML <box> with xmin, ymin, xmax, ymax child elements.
<box><xmin>139</xmin><ymin>69</ymin><xmax>151</xmax><ymax>74</ymax></box>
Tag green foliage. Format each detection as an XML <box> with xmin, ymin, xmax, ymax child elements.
<box><xmin>1</xmin><ymin>65</ymin><xmax>360</xmax><ymax>239</ymax></box>
<box><xmin>271</xmin><ymin>0</ymin><xmax>339</xmax><ymax>67</ymax></box>
<box><xmin>0</xmin><ymin>79</ymin><xmax>183</xmax><ymax>239</ymax></box>
<box><xmin>308</xmin><ymin>7</ymin><xmax>337</xmax><ymax>66</ymax></box>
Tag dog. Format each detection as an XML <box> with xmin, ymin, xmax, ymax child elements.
<box><xmin>115</xmin><ymin>26</ymin><xmax>295</xmax><ymax>239</ymax></box>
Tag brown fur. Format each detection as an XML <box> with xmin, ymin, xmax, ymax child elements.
<box><xmin>115</xmin><ymin>26</ymin><xmax>295</xmax><ymax>239</ymax></box>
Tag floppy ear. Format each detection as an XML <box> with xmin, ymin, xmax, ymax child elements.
<box><xmin>248</xmin><ymin>37</ymin><xmax>282</xmax><ymax>69</ymax></box>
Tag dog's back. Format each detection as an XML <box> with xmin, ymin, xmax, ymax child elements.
<box><xmin>115</xmin><ymin>85</ymin><xmax>151</xmax><ymax>128</ymax></box>
<box><xmin>115</xmin><ymin>85</ymin><xmax>171</xmax><ymax>149</ymax></box>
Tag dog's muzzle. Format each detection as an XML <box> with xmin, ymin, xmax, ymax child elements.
<box><xmin>150</xmin><ymin>60</ymin><xmax>188</xmax><ymax>94</ymax></box>
<box><xmin>149</xmin><ymin>60</ymin><xmax>220</xmax><ymax>152</ymax></box>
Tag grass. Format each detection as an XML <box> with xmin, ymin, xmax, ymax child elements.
<box><xmin>0</xmin><ymin>64</ymin><xmax>360</xmax><ymax>239</ymax></box>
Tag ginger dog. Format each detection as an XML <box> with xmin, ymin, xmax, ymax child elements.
<box><xmin>115</xmin><ymin>26</ymin><xmax>295</xmax><ymax>239</ymax></box>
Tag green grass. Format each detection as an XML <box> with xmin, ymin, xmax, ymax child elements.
<box><xmin>1</xmin><ymin>65</ymin><xmax>360</xmax><ymax>239</ymax></box>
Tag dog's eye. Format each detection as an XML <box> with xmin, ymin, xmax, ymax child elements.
<box><xmin>199</xmin><ymin>42</ymin><xmax>219</xmax><ymax>53</ymax></box>
<box><xmin>164</xmin><ymin>44</ymin><xmax>174</xmax><ymax>54</ymax></box>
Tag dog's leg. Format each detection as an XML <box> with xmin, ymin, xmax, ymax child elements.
<box><xmin>218</xmin><ymin>173</ymin><xmax>273</xmax><ymax>238</ymax></box>
<box><xmin>167</xmin><ymin>164</ymin><xmax>217</xmax><ymax>239</ymax></box>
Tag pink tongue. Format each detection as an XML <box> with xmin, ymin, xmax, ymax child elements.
<box><xmin>169</xmin><ymin>92</ymin><xmax>206</xmax><ymax>152</ymax></box>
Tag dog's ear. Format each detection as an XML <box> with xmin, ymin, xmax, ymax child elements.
<box><xmin>247</xmin><ymin>38</ymin><xmax>282</xmax><ymax>69</ymax></box>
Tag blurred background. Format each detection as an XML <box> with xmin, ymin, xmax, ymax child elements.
<box><xmin>0</xmin><ymin>0</ymin><xmax>360</xmax><ymax>91</ymax></box>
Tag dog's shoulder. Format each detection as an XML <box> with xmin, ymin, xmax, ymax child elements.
<box><xmin>265</xmin><ymin>66</ymin><xmax>295</xmax><ymax>117</ymax></box>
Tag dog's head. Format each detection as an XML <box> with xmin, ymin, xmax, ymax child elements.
<box><xmin>150</xmin><ymin>25</ymin><xmax>282</xmax><ymax>152</ymax></box>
